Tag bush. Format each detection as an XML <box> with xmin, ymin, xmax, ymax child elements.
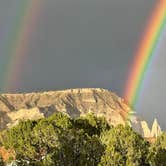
<box><xmin>148</xmin><ymin>132</ymin><xmax>166</xmax><ymax>166</ymax></box>
<box><xmin>73</xmin><ymin>113</ymin><xmax>111</xmax><ymax>136</ymax></box>
<box><xmin>0</xmin><ymin>113</ymin><xmax>165</xmax><ymax>166</ymax></box>
<box><xmin>99</xmin><ymin>125</ymin><xmax>150</xmax><ymax>166</ymax></box>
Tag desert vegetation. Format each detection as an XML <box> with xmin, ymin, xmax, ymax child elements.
<box><xmin>0</xmin><ymin>113</ymin><xmax>165</xmax><ymax>166</ymax></box>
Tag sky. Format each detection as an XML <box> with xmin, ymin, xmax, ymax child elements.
<box><xmin>0</xmin><ymin>0</ymin><xmax>166</xmax><ymax>129</ymax></box>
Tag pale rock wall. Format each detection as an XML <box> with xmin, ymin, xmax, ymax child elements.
<box><xmin>0</xmin><ymin>88</ymin><xmax>161</xmax><ymax>138</ymax></box>
<box><xmin>0</xmin><ymin>88</ymin><xmax>131</xmax><ymax>129</ymax></box>
<box><xmin>151</xmin><ymin>118</ymin><xmax>162</xmax><ymax>137</ymax></box>
<box><xmin>130</xmin><ymin>116</ymin><xmax>162</xmax><ymax>138</ymax></box>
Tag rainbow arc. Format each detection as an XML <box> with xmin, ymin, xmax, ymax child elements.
<box><xmin>3</xmin><ymin>0</ymin><xmax>43</xmax><ymax>91</ymax></box>
<box><xmin>124</xmin><ymin>1</ymin><xmax>166</xmax><ymax>108</ymax></box>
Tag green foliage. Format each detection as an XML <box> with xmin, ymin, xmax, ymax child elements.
<box><xmin>0</xmin><ymin>120</ymin><xmax>36</xmax><ymax>149</ymax></box>
<box><xmin>0</xmin><ymin>113</ymin><xmax>165</xmax><ymax>166</ymax></box>
<box><xmin>47</xmin><ymin>112</ymin><xmax>73</xmax><ymax>129</ymax></box>
<box><xmin>155</xmin><ymin>132</ymin><xmax>166</xmax><ymax>149</ymax></box>
<box><xmin>0</xmin><ymin>113</ymin><xmax>106</xmax><ymax>165</ymax></box>
<box><xmin>47</xmin><ymin>129</ymin><xmax>104</xmax><ymax>166</ymax></box>
<box><xmin>0</xmin><ymin>155</ymin><xmax>4</xmax><ymax>166</ymax></box>
<box><xmin>73</xmin><ymin>113</ymin><xmax>111</xmax><ymax>136</ymax></box>
<box><xmin>148</xmin><ymin>132</ymin><xmax>166</xmax><ymax>166</ymax></box>
<box><xmin>99</xmin><ymin>125</ymin><xmax>150</xmax><ymax>166</ymax></box>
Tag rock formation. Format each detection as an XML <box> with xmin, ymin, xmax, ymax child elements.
<box><xmin>141</xmin><ymin>121</ymin><xmax>152</xmax><ymax>137</ymax></box>
<box><xmin>0</xmin><ymin>88</ymin><xmax>131</xmax><ymax>130</ymax></box>
<box><xmin>130</xmin><ymin>116</ymin><xmax>162</xmax><ymax>138</ymax></box>
<box><xmin>0</xmin><ymin>88</ymin><xmax>162</xmax><ymax>138</ymax></box>
<box><xmin>130</xmin><ymin>116</ymin><xmax>144</xmax><ymax>136</ymax></box>
<box><xmin>151</xmin><ymin>118</ymin><xmax>162</xmax><ymax>137</ymax></box>
<box><xmin>7</xmin><ymin>107</ymin><xmax>45</xmax><ymax>128</ymax></box>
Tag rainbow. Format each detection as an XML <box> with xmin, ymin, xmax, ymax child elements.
<box><xmin>124</xmin><ymin>0</ymin><xmax>166</xmax><ymax>108</ymax></box>
<box><xmin>2</xmin><ymin>0</ymin><xmax>44</xmax><ymax>91</ymax></box>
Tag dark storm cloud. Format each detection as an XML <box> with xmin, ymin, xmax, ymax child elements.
<box><xmin>19</xmin><ymin>0</ymin><xmax>155</xmax><ymax>94</ymax></box>
<box><xmin>1</xmin><ymin>0</ymin><xmax>166</xmax><ymax>129</ymax></box>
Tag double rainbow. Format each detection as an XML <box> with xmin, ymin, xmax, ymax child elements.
<box><xmin>1</xmin><ymin>0</ymin><xmax>166</xmax><ymax>103</ymax></box>
<box><xmin>124</xmin><ymin>1</ymin><xmax>166</xmax><ymax>108</ymax></box>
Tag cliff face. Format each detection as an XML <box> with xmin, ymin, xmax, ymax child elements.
<box><xmin>0</xmin><ymin>88</ymin><xmax>131</xmax><ymax>130</ymax></box>
<box><xmin>0</xmin><ymin>88</ymin><xmax>162</xmax><ymax>138</ymax></box>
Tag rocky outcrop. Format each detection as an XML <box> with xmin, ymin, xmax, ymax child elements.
<box><xmin>130</xmin><ymin>116</ymin><xmax>162</xmax><ymax>138</ymax></box>
<box><xmin>130</xmin><ymin>116</ymin><xmax>144</xmax><ymax>136</ymax></box>
<box><xmin>0</xmin><ymin>88</ymin><xmax>162</xmax><ymax>138</ymax></box>
<box><xmin>140</xmin><ymin>121</ymin><xmax>151</xmax><ymax>138</ymax></box>
<box><xmin>0</xmin><ymin>88</ymin><xmax>132</xmax><ymax>130</ymax></box>
<box><xmin>151</xmin><ymin>118</ymin><xmax>162</xmax><ymax>137</ymax></box>
<box><xmin>7</xmin><ymin>107</ymin><xmax>45</xmax><ymax>128</ymax></box>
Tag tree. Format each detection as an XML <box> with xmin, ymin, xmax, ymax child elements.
<box><xmin>148</xmin><ymin>132</ymin><xmax>166</xmax><ymax>166</ymax></box>
<box><xmin>0</xmin><ymin>119</ymin><xmax>60</xmax><ymax>161</ymax></box>
<box><xmin>99</xmin><ymin>125</ymin><xmax>150</xmax><ymax>166</ymax></box>
<box><xmin>47</xmin><ymin>112</ymin><xmax>73</xmax><ymax>130</ymax></box>
<box><xmin>155</xmin><ymin>132</ymin><xmax>166</xmax><ymax>149</ymax></box>
<box><xmin>73</xmin><ymin>113</ymin><xmax>111</xmax><ymax>136</ymax></box>
<box><xmin>2</xmin><ymin>113</ymin><xmax>165</xmax><ymax>166</ymax></box>
<box><xmin>52</xmin><ymin>129</ymin><xmax>104</xmax><ymax>166</ymax></box>
<box><xmin>0</xmin><ymin>120</ymin><xmax>37</xmax><ymax>161</ymax></box>
<box><xmin>0</xmin><ymin>113</ymin><xmax>106</xmax><ymax>165</ymax></box>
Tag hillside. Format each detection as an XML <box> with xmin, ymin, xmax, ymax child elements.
<box><xmin>0</xmin><ymin>88</ymin><xmax>131</xmax><ymax>130</ymax></box>
<box><xmin>0</xmin><ymin>88</ymin><xmax>162</xmax><ymax>138</ymax></box>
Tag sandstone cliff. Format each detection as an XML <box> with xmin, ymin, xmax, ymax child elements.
<box><xmin>0</xmin><ymin>88</ymin><xmax>131</xmax><ymax>130</ymax></box>
<box><xmin>0</xmin><ymin>88</ymin><xmax>162</xmax><ymax>138</ymax></box>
